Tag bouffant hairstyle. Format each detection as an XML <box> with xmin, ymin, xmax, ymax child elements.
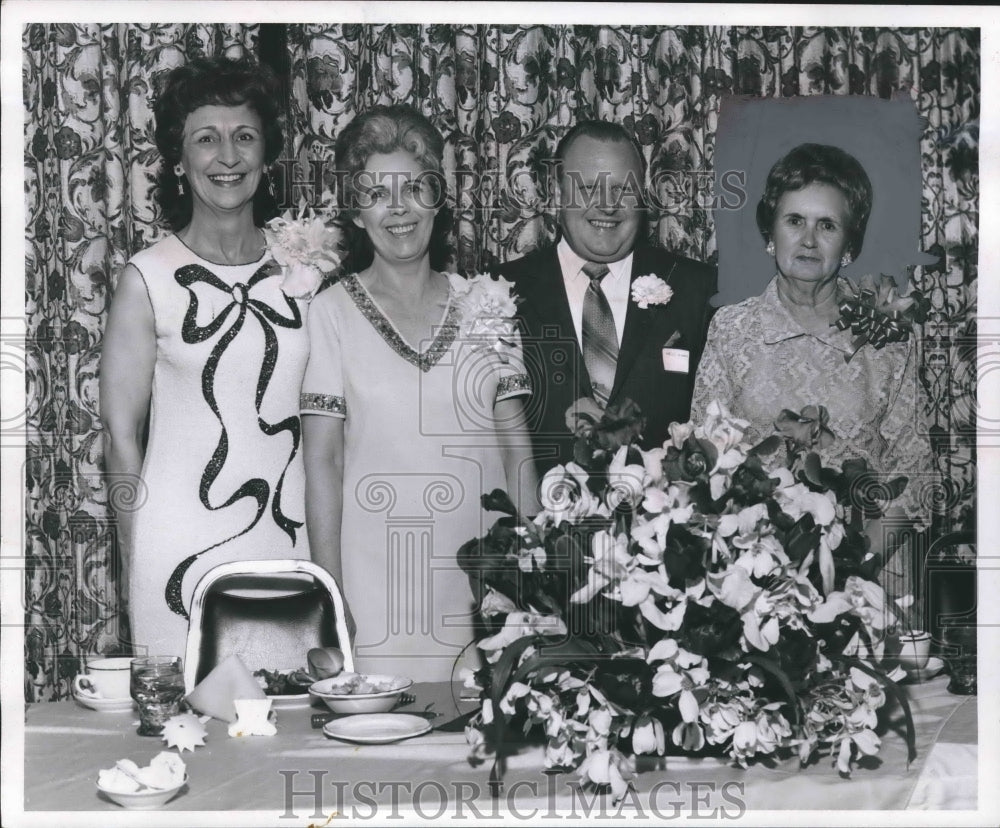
<box><xmin>153</xmin><ymin>55</ymin><xmax>285</xmax><ymax>230</ymax></box>
<box><xmin>333</xmin><ymin>104</ymin><xmax>451</xmax><ymax>272</ymax></box>
<box><xmin>755</xmin><ymin>143</ymin><xmax>873</xmax><ymax>259</ymax></box>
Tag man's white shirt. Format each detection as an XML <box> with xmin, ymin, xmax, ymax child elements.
<box><xmin>556</xmin><ymin>237</ymin><xmax>632</xmax><ymax>351</ymax></box>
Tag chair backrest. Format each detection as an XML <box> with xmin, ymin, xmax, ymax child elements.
<box><xmin>183</xmin><ymin>559</ymin><xmax>354</xmax><ymax>692</ymax></box>
<box><xmin>921</xmin><ymin>530</ymin><xmax>976</xmax><ymax>640</ymax></box>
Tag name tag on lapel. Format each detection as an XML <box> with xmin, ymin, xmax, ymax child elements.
<box><xmin>662</xmin><ymin>347</ymin><xmax>690</xmax><ymax>374</ymax></box>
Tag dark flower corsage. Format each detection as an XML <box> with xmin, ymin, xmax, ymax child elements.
<box><xmin>833</xmin><ymin>274</ymin><xmax>929</xmax><ymax>363</ymax></box>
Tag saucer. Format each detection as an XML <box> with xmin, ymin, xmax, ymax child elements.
<box><xmin>903</xmin><ymin>656</ymin><xmax>946</xmax><ymax>683</ymax></box>
<box><xmin>73</xmin><ymin>690</ymin><xmax>135</xmax><ymax>712</ymax></box>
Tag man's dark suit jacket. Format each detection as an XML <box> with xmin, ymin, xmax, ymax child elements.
<box><xmin>497</xmin><ymin>243</ymin><xmax>717</xmax><ymax>477</ymax></box>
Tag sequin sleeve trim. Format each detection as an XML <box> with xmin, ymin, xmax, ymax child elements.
<box><xmin>301</xmin><ymin>392</ymin><xmax>346</xmax><ymax>418</ymax></box>
<box><xmin>496</xmin><ymin>373</ymin><xmax>532</xmax><ymax>402</ymax></box>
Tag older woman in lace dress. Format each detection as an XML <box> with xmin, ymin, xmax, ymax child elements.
<box><xmin>691</xmin><ymin>143</ymin><xmax>934</xmax><ymax>615</ymax></box>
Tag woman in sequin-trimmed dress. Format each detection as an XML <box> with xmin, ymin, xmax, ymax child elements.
<box><xmin>101</xmin><ymin>57</ymin><xmax>310</xmax><ymax>658</ymax></box>
<box><xmin>301</xmin><ymin>106</ymin><xmax>538</xmax><ymax>682</ymax></box>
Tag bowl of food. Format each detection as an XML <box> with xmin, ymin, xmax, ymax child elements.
<box><xmin>96</xmin><ymin>752</ymin><xmax>187</xmax><ymax>810</ymax></box>
<box><xmin>309</xmin><ymin>672</ymin><xmax>412</xmax><ymax>714</ymax></box>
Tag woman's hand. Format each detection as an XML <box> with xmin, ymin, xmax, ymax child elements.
<box><xmin>99</xmin><ymin>264</ymin><xmax>156</xmax><ymax>579</ymax></box>
<box><xmin>303</xmin><ymin>414</ymin><xmax>357</xmax><ymax>642</ymax></box>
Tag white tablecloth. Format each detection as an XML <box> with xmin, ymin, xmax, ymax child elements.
<box><xmin>16</xmin><ymin>676</ymin><xmax>977</xmax><ymax>821</ymax></box>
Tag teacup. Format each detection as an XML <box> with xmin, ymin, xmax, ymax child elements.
<box><xmin>896</xmin><ymin>631</ymin><xmax>931</xmax><ymax>670</ymax></box>
<box><xmin>74</xmin><ymin>657</ymin><xmax>133</xmax><ymax>700</ymax></box>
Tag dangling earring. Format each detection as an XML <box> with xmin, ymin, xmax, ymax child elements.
<box><xmin>841</xmin><ymin>252</ymin><xmax>853</xmax><ymax>268</ymax></box>
<box><xmin>265</xmin><ymin>170</ymin><xmax>275</xmax><ymax>199</ymax></box>
<box><xmin>765</xmin><ymin>240</ymin><xmax>775</xmax><ymax>257</ymax></box>
<box><xmin>177</xmin><ymin>178</ymin><xmax>185</xmax><ymax>196</ymax></box>
<box><xmin>174</xmin><ymin>165</ymin><xmax>186</xmax><ymax>197</ymax></box>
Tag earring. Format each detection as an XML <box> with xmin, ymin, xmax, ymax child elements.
<box><xmin>841</xmin><ymin>252</ymin><xmax>853</xmax><ymax>267</ymax></box>
<box><xmin>766</xmin><ymin>240</ymin><xmax>775</xmax><ymax>256</ymax></box>
<box><xmin>265</xmin><ymin>171</ymin><xmax>275</xmax><ymax>199</ymax></box>
<box><xmin>174</xmin><ymin>166</ymin><xmax>185</xmax><ymax>197</ymax></box>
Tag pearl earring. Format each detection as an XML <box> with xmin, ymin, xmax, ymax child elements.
<box><xmin>766</xmin><ymin>240</ymin><xmax>775</xmax><ymax>256</ymax></box>
<box><xmin>841</xmin><ymin>252</ymin><xmax>853</xmax><ymax>268</ymax></box>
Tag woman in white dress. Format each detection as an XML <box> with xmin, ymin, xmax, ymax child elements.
<box><xmin>101</xmin><ymin>57</ymin><xmax>310</xmax><ymax>657</ymax></box>
<box><xmin>301</xmin><ymin>105</ymin><xmax>538</xmax><ymax>682</ymax></box>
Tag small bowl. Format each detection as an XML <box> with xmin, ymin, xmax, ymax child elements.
<box><xmin>96</xmin><ymin>775</ymin><xmax>187</xmax><ymax>810</ymax></box>
<box><xmin>309</xmin><ymin>672</ymin><xmax>412</xmax><ymax>714</ymax></box>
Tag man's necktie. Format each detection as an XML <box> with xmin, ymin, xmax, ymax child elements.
<box><xmin>581</xmin><ymin>261</ymin><xmax>618</xmax><ymax>407</ymax></box>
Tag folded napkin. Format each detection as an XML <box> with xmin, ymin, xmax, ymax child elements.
<box><xmin>185</xmin><ymin>654</ymin><xmax>265</xmax><ymax>723</ymax></box>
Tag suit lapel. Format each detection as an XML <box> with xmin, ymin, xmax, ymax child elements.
<box><xmin>610</xmin><ymin>246</ymin><xmax>665</xmax><ymax>401</ymax></box>
<box><xmin>524</xmin><ymin>247</ymin><xmax>577</xmax><ymax>346</ymax></box>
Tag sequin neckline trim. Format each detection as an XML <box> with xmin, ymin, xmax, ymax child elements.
<box><xmin>342</xmin><ymin>274</ymin><xmax>459</xmax><ymax>372</ymax></box>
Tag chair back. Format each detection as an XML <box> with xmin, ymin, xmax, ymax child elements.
<box><xmin>921</xmin><ymin>530</ymin><xmax>976</xmax><ymax>641</ymax></box>
<box><xmin>184</xmin><ymin>559</ymin><xmax>354</xmax><ymax>692</ymax></box>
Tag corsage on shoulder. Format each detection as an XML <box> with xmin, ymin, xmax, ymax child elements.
<box><xmin>631</xmin><ymin>274</ymin><xmax>673</xmax><ymax>308</ymax></box>
<box><xmin>448</xmin><ymin>273</ymin><xmax>520</xmax><ymax>363</ymax></box>
<box><xmin>833</xmin><ymin>273</ymin><xmax>929</xmax><ymax>362</ymax></box>
<box><xmin>263</xmin><ymin>202</ymin><xmax>342</xmax><ymax>300</ymax></box>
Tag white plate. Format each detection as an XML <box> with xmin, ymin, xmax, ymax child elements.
<box><xmin>269</xmin><ymin>692</ymin><xmax>315</xmax><ymax>709</ymax></box>
<box><xmin>323</xmin><ymin>713</ymin><xmax>432</xmax><ymax>744</ymax></box>
<box><xmin>256</xmin><ymin>668</ymin><xmax>316</xmax><ymax>708</ymax></box>
<box><xmin>73</xmin><ymin>691</ymin><xmax>135</xmax><ymax>713</ymax></box>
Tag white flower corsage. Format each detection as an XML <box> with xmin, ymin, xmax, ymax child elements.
<box><xmin>631</xmin><ymin>274</ymin><xmax>673</xmax><ymax>309</ymax></box>
<box><xmin>263</xmin><ymin>203</ymin><xmax>342</xmax><ymax>300</ymax></box>
<box><xmin>448</xmin><ymin>272</ymin><xmax>520</xmax><ymax>363</ymax></box>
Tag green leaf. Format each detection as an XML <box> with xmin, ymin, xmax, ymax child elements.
<box><xmin>844</xmin><ymin>657</ymin><xmax>917</xmax><ymax>765</ymax></box>
<box><xmin>750</xmin><ymin>435</ymin><xmax>782</xmax><ymax>456</ymax></box>
<box><xmin>802</xmin><ymin>453</ymin><xmax>823</xmax><ymax>486</ymax></box>
<box><xmin>509</xmin><ymin>637</ymin><xmax>602</xmax><ymax>685</ymax></box>
<box><xmin>490</xmin><ymin>635</ymin><xmax>543</xmax><ymax>712</ymax></box>
<box><xmin>743</xmin><ymin>654</ymin><xmax>802</xmax><ymax>726</ymax></box>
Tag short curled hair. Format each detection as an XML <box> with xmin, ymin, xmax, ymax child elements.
<box><xmin>755</xmin><ymin>143</ymin><xmax>873</xmax><ymax>259</ymax></box>
<box><xmin>333</xmin><ymin>105</ymin><xmax>451</xmax><ymax>272</ymax></box>
<box><xmin>153</xmin><ymin>55</ymin><xmax>285</xmax><ymax>231</ymax></box>
<box><xmin>555</xmin><ymin>119</ymin><xmax>647</xmax><ymax>181</ymax></box>
<box><xmin>334</xmin><ymin>104</ymin><xmax>445</xmax><ymax>212</ymax></box>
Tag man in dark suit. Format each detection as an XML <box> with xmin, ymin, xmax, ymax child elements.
<box><xmin>498</xmin><ymin>120</ymin><xmax>717</xmax><ymax>477</ymax></box>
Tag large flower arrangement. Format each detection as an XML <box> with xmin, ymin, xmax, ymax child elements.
<box><xmin>457</xmin><ymin>398</ymin><xmax>915</xmax><ymax>801</ymax></box>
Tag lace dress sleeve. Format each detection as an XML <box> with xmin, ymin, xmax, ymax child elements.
<box><xmin>691</xmin><ymin>309</ymin><xmax>738</xmax><ymax>424</ymax></box>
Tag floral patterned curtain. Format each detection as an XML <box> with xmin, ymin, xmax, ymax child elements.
<box><xmin>23</xmin><ymin>23</ymin><xmax>259</xmax><ymax>701</ymax></box>
<box><xmin>287</xmin><ymin>23</ymin><xmax>977</xmax><ymax>529</ymax></box>
<box><xmin>23</xmin><ymin>23</ymin><xmax>977</xmax><ymax>701</ymax></box>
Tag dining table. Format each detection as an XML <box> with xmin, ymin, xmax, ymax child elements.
<box><xmin>17</xmin><ymin>673</ymin><xmax>978</xmax><ymax>823</ymax></box>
